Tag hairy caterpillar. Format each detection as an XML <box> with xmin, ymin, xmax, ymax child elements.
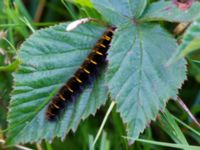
<box><xmin>46</xmin><ymin>26</ymin><xmax>116</xmax><ymax>121</ymax></box>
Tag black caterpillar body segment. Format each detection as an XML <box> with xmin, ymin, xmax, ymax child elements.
<box><xmin>46</xmin><ymin>26</ymin><xmax>116</xmax><ymax>121</ymax></box>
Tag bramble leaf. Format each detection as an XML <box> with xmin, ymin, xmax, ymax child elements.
<box><xmin>91</xmin><ymin>0</ymin><xmax>147</xmax><ymax>25</ymax></box>
<box><xmin>7</xmin><ymin>23</ymin><xmax>108</xmax><ymax>145</ymax></box>
<box><xmin>7</xmin><ymin>0</ymin><xmax>189</xmax><ymax>145</ymax></box>
<box><xmin>107</xmin><ymin>22</ymin><xmax>186</xmax><ymax>141</ymax></box>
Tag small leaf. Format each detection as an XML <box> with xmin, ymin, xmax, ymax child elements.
<box><xmin>167</xmin><ymin>16</ymin><xmax>200</xmax><ymax>65</ymax></box>
<box><xmin>7</xmin><ymin>23</ymin><xmax>108</xmax><ymax>145</ymax></box>
<box><xmin>180</xmin><ymin>38</ymin><xmax>200</xmax><ymax>56</ymax></box>
<box><xmin>141</xmin><ymin>1</ymin><xmax>200</xmax><ymax>22</ymax></box>
<box><xmin>91</xmin><ymin>0</ymin><xmax>147</xmax><ymax>25</ymax></box>
<box><xmin>178</xmin><ymin>16</ymin><xmax>200</xmax><ymax>56</ymax></box>
<box><xmin>189</xmin><ymin>60</ymin><xmax>200</xmax><ymax>82</ymax></box>
<box><xmin>107</xmin><ymin>22</ymin><xmax>186</xmax><ymax>141</ymax></box>
<box><xmin>0</xmin><ymin>59</ymin><xmax>21</xmax><ymax>72</ymax></box>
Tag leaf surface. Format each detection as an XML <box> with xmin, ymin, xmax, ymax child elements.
<box><xmin>91</xmin><ymin>0</ymin><xmax>147</xmax><ymax>25</ymax></box>
<box><xmin>7</xmin><ymin>23</ymin><xmax>108</xmax><ymax>145</ymax></box>
<box><xmin>107</xmin><ymin>22</ymin><xmax>186</xmax><ymax>140</ymax></box>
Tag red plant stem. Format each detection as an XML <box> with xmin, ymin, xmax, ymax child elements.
<box><xmin>177</xmin><ymin>97</ymin><xmax>200</xmax><ymax>128</ymax></box>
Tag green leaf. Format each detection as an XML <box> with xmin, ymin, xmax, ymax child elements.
<box><xmin>172</xmin><ymin>114</ymin><xmax>200</xmax><ymax>137</ymax></box>
<box><xmin>141</xmin><ymin>1</ymin><xmax>200</xmax><ymax>22</ymax></box>
<box><xmin>179</xmin><ymin>16</ymin><xmax>200</xmax><ymax>54</ymax></box>
<box><xmin>189</xmin><ymin>60</ymin><xmax>200</xmax><ymax>82</ymax></box>
<box><xmin>159</xmin><ymin>109</ymin><xmax>188</xmax><ymax>145</ymax></box>
<box><xmin>0</xmin><ymin>59</ymin><xmax>20</xmax><ymax>72</ymax></box>
<box><xmin>7</xmin><ymin>23</ymin><xmax>108</xmax><ymax>145</ymax></box>
<box><xmin>91</xmin><ymin>0</ymin><xmax>147</xmax><ymax>25</ymax></box>
<box><xmin>167</xmin><ymin>16</ymin><xmax>200</xmax><ymax>65</ymax></box>
<box><xmin>107</xmin><ymin>22</ymin><xmax>186</xmax><ymax>141</ymax></box>
<box><xmin>180</xmin><ymin>38</ymin><xmax>200</xmax><ymax>56</ymax></box>
<box><xmin>67</xmin><ymin>0</ymin><xmax>93</xmax><ymax>8</ymax></box>
<box><xmin>100</xmin><ymin>131</ymin><xmax>110</xmax><ymax>150</ymax></box>
<box><xmin>124</xmin><ymin>137</ymin><xmax>200</xmax><ymax>150</ymax></box>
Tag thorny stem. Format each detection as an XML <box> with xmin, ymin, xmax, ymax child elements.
<box><xmin>177</xmin><ymin>97</ymin><xmax>200</xmax><ymax>128</ymax></box>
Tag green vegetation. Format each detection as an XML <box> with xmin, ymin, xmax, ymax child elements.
<box><xmin>0</xmin><ymin>0</ymin><xmax>200</xmax><ymax>149</ymax></box>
